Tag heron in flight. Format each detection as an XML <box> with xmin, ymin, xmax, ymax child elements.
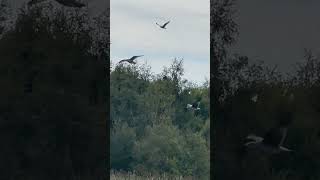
<box><xmin>118</xmin><ymin>55</ymin><xmax>144</xmax><ymax>65</ymax></box>
<box><xmin>156</xmin><ymin>21</ymin><xmax>170</xmax><ymax>29</ymax></box>
<box><xmin>28</xmin><ymin>0</ymin><xmax>86</xmax><ymax>8</ymax></box>
<box><xmin>244</xmin><ymin>127</ymin><xmax>293</xmax><ymax>154</ymax></box>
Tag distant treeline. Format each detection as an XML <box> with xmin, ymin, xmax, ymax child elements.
<box><xmin>110</xmin><ymin>59</ymin><xmax>210</xmax><ymax>179</ymax></box>
<box><xmin>214</xmin><ymin>49</ymin><xmax>320</xmax><ymax>180</ymax></box>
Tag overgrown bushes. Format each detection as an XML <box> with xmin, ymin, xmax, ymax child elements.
<box><xmin>110</xmin><ymin>60</ymin><xmax>210</xmax><ymax>179</ymax></box>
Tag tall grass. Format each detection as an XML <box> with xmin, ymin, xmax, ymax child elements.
<box><xmin>110</xmin><ymin>170</ymin><xmax>195</xmax><ymax>180</ymax></box>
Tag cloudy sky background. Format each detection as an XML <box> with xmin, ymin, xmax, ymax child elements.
<box><xmin>6</xmin><ymin>0</ymin><xmax>210</xmax><ymax>84</ymax></box>
<box><xmin>232</xmin><ymin>0</ymin><xmax>320</xmax><ymax>74</ymax></box>
<box><xmin>111</xmin><ymin>0</ymin><xmax>210</xmax><ymax>84</ymax></box>
<box><xmin>6</xmin><ymin>0</ymin><xmax>320</xmax><ymax>82</ymax></box>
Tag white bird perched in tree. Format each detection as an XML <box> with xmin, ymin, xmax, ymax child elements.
<box><xmin>187</xmin><ymin>101</ymin><xmax>200</xmax><ymax>111</ymax></box>
<box><xmin>156</xmin><ymin>20</ymin><xmax>170</xmax><ymax>29</ymax></box>
<box><xmin>118</xmin><ymin>55</ymin><xmax>144</xmax><ymax>65</ymax></box>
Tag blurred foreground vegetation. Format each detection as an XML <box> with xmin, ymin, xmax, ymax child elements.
<box><xmin>0</xmin><ymin>1</ymin><xmax>108</xmax><ymax>179</ymax></box>
<box><xmin>213</xmin><ymin>0</ymin><xmax>320</xmax><ymax>180</ymax></box>
<box><xmin>110</xmin><ymin>170</ymin><xmax>194</xmax><ymax>180</ymax></box>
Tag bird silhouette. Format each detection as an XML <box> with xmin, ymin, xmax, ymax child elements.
<box><xmin>156</xmin><ymin>21</ymin><xmax>170</xmax><ymax>29</ymax></box>
<box><xmin>118</xmin><ymin>55</ymin><xmax>144</xmax><ymax>64</ymax></box>
<box><xmin>162</xmin><ymin>75</ymin><xmax>168</xmax><ymax>80</ymax></box>
<box><xmin>244</xmin><ymin>127</ymin><xmax>293</xmax><ymax>154</ymax></box>
<box><xmin>28</xmin><ymin>0</ymin><xmax>85</xmax><ymax>8</ymax></box>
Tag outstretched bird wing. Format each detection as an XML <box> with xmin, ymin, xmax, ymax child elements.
<box><xmin>246</xmin><ymin>134</ymin><xmax>264</xmax><ymax>142</ymax></box>
<box><xmin>130</xmin><ymin>55</ymin><xmax>144</xmax><ymax>60</ymax></box>
<box><xmin>163</xmin><ymin>21</ymin><xmax>170</xmax><ymax>27</ymax></box>
<box><xmin>244</xmin><ymin>141</ymin><xmax>259</xmax><ymax>147</ymax></box>
<box><xmin>118</xmin><ymin>59</ymin><xmax>129</xmax><ymax>64</ymax></box>
<box><xmin>279</xmin><ymin>146</ymin><xmax>293</xmax><ymax>152</ymax></box>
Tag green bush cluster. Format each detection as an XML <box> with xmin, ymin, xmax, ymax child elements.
<box><xmin>110</xmin><ymin>60</ymin><xmax>210</xmax><ymax>179</ymax></box>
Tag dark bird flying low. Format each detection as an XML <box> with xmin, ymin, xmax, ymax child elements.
<box><xmin>118</xmin><ymin>55</ymin><xmax>144</xmax><ymax>64</ymax></box>
<box><xmin>156</xmin><ymin>21</ymin><xmax>170</xmax><ymax>29</ymax></box>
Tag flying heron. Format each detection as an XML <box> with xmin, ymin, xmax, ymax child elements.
<box><xmin>118</xmin><ymin>55</ymin><xmax>144</xmax><ymax>65</ymax></box>
<box><xmin>156</xmin><ymin>21</ymin><xmax>170</xmax><ymax>29</ymax></box>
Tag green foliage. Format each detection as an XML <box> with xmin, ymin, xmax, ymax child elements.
<box><xmin>181</xmin><ymin>132</ymin><xmax>210</xmax><ymax>180</ymax></box>
<box><xmin>132</xmin><ymin>123</ymin><xmax>209</xmax><ymax>180</ymax></box>
<box><xmin>110</xmin><ymin>60</ymin><xmax>210</xmax><ymax>178</ymax></box>
<box><xmin>214</xmin><ymin>51</ymin><xmax>320</xmax><ymax>180</ymax></box>
<box><xmin>133</xmin><ymin>123</ymin><xmax>184</xmax><ymax>175</ymax></box>
<box><xmin>111</xmin><ymin>122</ymin><xmax>136</xmax><ymax>170</ymax></box>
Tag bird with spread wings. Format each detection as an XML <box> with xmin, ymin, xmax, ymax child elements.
<box><xmin>156</xmin><ymin>21</ymin><xmax>170</xmax><ymax>29</ymax></box>
<box><xmin>118</xmin><ymin>55</ymin><xmax>144</xmax><ymax>65</ymax></box>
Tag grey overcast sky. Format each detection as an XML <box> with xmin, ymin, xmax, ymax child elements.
<box><xmin>110</xmin><ymin>0</ymin><xmax>210</xmax><ymax>84</ymax></box>
<box><xmin>232</xmin><ymin>0</ymin><xmax>320</xmax><ymax>73</ymax></box>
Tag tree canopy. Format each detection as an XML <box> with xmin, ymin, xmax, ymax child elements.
<box><xmin>110</xmin><ymin>59</ymin><xmax>210</xmax><ymax>179</ymax></box>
